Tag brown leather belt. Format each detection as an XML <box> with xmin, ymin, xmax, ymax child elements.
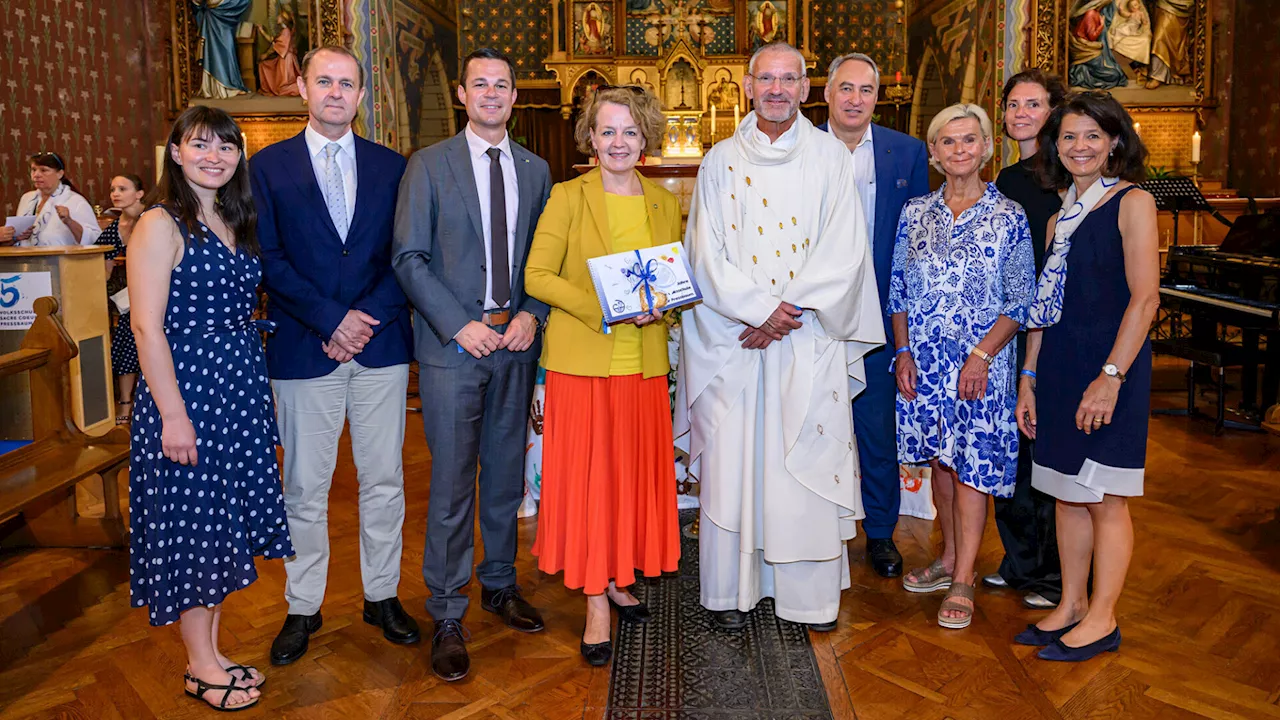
<box><xmin>482</xmin><ymin>309</ymin><xmax>511</xmax><ymax>326</ymax></box>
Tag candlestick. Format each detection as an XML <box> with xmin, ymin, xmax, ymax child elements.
<box><xmin>734</xmin><ymin>104</ymin><xmax>740</xmax><ymax>127</ymax></box>
<box><xmin>895</xmin><ymin>71</ymin><xmax>902</xmax><ymax>84</ymax></box>
<box><xmin>710</xmin><ymin>104</ymin><xmax>716</xmax><ymax>139</ymax></box>
<box><xmin>1133</xmin><ymin>121</ymin><xmax>1141</xmax><ymax>135</ymax></box>
<box><xmin>1191</xmin><ymin>130</ymin><xmax>1201</xmax><ymax>163</ymax></box>
<box><xmin>155</xmin><ymin>145</ymin><xmax>165</xmax><ymax>184</ymax></box>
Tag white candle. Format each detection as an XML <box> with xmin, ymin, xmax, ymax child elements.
<box><xmin>710</xmin><ymin>104</ymin><xmax>717</xmax><ymax>135</ymax></box>
<box><xmin>1133</xmin><ymin>121</ymin><xmax>1141</xmax><ymax>135</ymax></box>
<box><xmin>734</xmin><ymin>104</ymin><xmax>740</xmax><ymax>127</ymax></box>
<box><xmin>1191</xmin><ymin>131</ymin><xmax>1201</xmax><ymax>163</ymax></box>
<box><xmin>155</xmin><ymin>145</ymin><xmax>165</xmax><ymax>183</ymax></box>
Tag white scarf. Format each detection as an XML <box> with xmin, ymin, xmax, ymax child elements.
<box><xmin>1026</xmin><ymin>176</ymin><xmax>1119</xmax><ymax>328</ymax></box>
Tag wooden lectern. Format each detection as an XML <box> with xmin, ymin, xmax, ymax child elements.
<box><xmin>0</xmin><ymin>246</ymin><xmax>115</xmax><ymax>440</ymax></box>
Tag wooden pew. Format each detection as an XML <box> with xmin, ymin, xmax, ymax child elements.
<box><xmin>0</xmin><ymin>297</ymin><xmax>130</xmax><ymax>549</ymax></box>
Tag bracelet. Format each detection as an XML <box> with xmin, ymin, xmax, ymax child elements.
<box><xmin>1020</xmin><ymin>369</ymin><xmax>1037</xmax><ymax>379</ymax></box>
<box><xmin>970</xmin><ymin>347</ymin><xmax>993</xmax><ymax>364</ymax></box>
<box><xmin>895</xmin><ymin>346</ymin><xmax>910</xmax><ymax>355</ymax></box>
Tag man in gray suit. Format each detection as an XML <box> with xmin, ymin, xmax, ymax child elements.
<box><xmin>392</xmin><ymin>48</ymin><xmax>552</xmax><ymax>682</ymax></box>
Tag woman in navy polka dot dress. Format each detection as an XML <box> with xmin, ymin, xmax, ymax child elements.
<box><xmin>127</xmin><ymin>106</ymin><xmax>293</xmax><ymax>712</ymax></box>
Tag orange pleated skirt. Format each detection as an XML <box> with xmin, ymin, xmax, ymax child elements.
<box><xmin>532</xmin><ymin>371</ymin><xmax>681</xmax><ymax>595</ymax></box>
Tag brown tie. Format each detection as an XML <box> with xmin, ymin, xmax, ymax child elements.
<box><xmin>486</xmin><ymin>147</ymin><xmax>510</xmax><ymax>308</ymax></box>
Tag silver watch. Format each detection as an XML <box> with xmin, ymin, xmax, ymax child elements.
<box><xmin>1102</xmin><ymin>363</ymin><xmax>1126</xmax><ymax>382</ymax></box>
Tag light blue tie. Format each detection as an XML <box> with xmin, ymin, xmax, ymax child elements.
<box><xmin>323</xmin><ymin>142</ymin><xmax>348</xmax><ymax>241</ymax></box>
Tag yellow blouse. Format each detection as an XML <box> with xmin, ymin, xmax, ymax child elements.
<box><xmin>605</xmin><ymin>192</ymin><xmax>651</xmax><ymax>376</ymax></box>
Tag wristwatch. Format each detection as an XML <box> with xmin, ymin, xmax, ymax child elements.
<box><xmin>970</xmin><ymin>347</ymin><xmax>993</xmax><ymax>364</ymax></box>
<box><xmin>1102</xmin><ymin>363</ymin><xmax>1127</xmax><ymax>382</ymax></box>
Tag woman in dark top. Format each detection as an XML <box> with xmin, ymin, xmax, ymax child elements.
<box><xmin>987</xmin><ymin>69</ymin><xmax>1069</xmax><ymax>611</ymax></box>
<box><xmin>95</xmin><ymin>174</ymin><xmax>147</xmax><ymax>423</ymax></box>
<box><xmin>1016</xmin><ymin>92</ymin><xmax>1159</xmax><ymax>662</ymax></box>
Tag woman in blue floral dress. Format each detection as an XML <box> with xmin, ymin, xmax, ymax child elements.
<box><xmin>888</xmin><ymin>103</ymin><xmax>1035</xmax><ymax>630</ymax></box>
<box><xmin>129</xmin><ymin>106</ymin><xmax>293</xmax><ymax>711</ymax></box>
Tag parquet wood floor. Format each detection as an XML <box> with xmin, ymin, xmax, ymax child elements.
<box><xmin>1</xmin><ymin>360</ymin><xmax>1278</xmax><ymax>719</ymax></box>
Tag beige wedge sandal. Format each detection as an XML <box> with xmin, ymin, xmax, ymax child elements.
<box><xmin>937</xmin><ymin>582</ymin><xmax>975</xmax><ymax>630</ymax></box>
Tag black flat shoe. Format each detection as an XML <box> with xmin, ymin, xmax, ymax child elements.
<box><xmin>270</xmin><ymin>612</ymin><xmax>322</xmax><ymax>666</ymax></box>
<box><xmin>1038</xmin><ymin>626</ymin><xmax>1121</xmax><ymax>662</ymax></box>
<box><xmin>363</xmin><ymin>597</ymin><xmax>421</xmax><ymax>645</ymax></box>
<box><xmin>608</xmin><ymin>596</ymin><xmax>651</xmax><ymax>623</ymax></box>
<box><xmin>808</xmin><ymin>620</ymin><xmax>838</xmax><ymax>632</ymax></box>
<box><xmin>580</xmin><ymin>639</ymin><xmax>613</xmax><ymax>666</ymax></box>
<box><xmin>867</xmin><ymin>538</ymin><xmax>903</xmax><ymax>578</ymax></box>
<box><xmin>1014</xmin><ymin>621</ymin><xmax>1078</xmax><ymax>646</ymax></box>
<box><xmin>711</xmin><ymin>609</ymin><xmax>748</xmax><ymax>630</ymax></box>
<box><xmin>431</xmin><ymin>619</ymin><xmax>470</xmax><ymax>681</ymax></box>
<box><xmin>481</xmin><ymin>585</ymin><xmax>545</xmax><ymax>633</ymax></box>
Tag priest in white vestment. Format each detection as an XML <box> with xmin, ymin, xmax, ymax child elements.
<box><xmin>674</xmin><ymin>42</ymin><xmax>885</xmax><ymax>630</ymax></box>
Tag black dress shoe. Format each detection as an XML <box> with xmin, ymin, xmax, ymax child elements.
<box><xmin>808</xmin><ymin>620</ymin><xmax>838</xmax><ymax>632</ymax></box>
<box><xmin>481</xmin><ymin>585</ymin><xmax>545</xmax><ymax>633</ymax></box>
<box><xmin>363</xmin><ymin>597</ymin><xmax>421</xmax><ymax>645</ymax></box>
<box><xmin>711</xmin><ymin>609</ymin><xmax>748</xmax><ymax>630</ymax></box>
<box><xmin>270</xmin><ymin>612</ymin><xmax>322</xmax><ymax>666</ymax></box>
<box><xmin>580</xmin><ymin>639</ymin><xmax>613</xmax><ymax>666</ymax></box>
<box><xmin>431</xmin><ymin>620</ymin><xmax>470</xmax><ymax>681</ymax></box>
<box><xmin>608</xmin><ymin>596</ymin><xmax>651</xmax><ymax>623</ymax></box>
<box><xmin>867</xmin><ymin>538</ymin><xmax>903</xmax><ymax>578</ymax></box>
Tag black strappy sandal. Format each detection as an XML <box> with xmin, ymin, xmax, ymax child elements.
<box><xmin>115</xmin><ymin>399</ymin><xmax>133</xmax><ymax>424</ymax></box>
<box><xmin>183</xmin><ymin>671</ymin><xmax>260</xmax><ymax>712</ymax></box>
<box><xmin>224</xmin><ymin>664</ymin><xmax>265</xmax><ymax>690</ymax></box>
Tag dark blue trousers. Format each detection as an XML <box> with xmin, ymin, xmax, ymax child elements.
<box><xmin>854</xmin><ymin>344</ymin><xmax>900</xmax><ymax>540</ymax></box>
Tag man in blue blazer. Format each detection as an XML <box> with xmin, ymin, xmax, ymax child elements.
<box><xmin>819</xmin><ymin>52</ymin><xmax>930</xmax><ymax>579</ymax></box>
<box><xmin>251</xmin><ymin>46</ymin><xmax>419</xmax><ymax>667</ymax></box>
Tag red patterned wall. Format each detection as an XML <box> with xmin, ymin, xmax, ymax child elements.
<box><xmin>0</xmin><ymin>0</ymin><xmax>169</xmax><ymax>213</ymax></box>
<box><xmin>1228</xmin><ymin>0</ymin><xmax>1280</xmax><ymax>198</ymax></box>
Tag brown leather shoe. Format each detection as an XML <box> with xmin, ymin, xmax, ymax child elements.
<box><xmin>480</xmin><ymin>585</ymin><xmax>545</xmax><ymax>633</ymax></box>
<box><xmin>430</xmin><ymin>620</ymin><xmax>470</xmax><ymax>682</ymax></box>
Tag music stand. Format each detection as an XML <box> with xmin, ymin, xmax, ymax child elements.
<box><xmin>1140</xmin><ymin>177</ymin><xmax>1214</xmax><ymax>247</ymax></box>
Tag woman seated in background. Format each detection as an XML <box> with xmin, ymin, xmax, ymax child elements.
<box><xmin>889</xmin><ymin>103</ymin><xmax>1035</xmax><ymax>630</ymax></box>
<box><xmin>95</xmin><ymin>174</ymin><xmax>147</xmax><ymax>423</ymax></box>
<box><xmin>0</xmin><ymin>152</ymin><xmax>102</xmax><ymax>247</ymax></box>
<box><xmin>525</xmin><ymin>85</ymin><xmax>682</xmax><ymax>667</ymax></box>
<box><xmin>1016</xmin><ymin>91</ymin><xmax>1158</xmax><ymax>662</ymax></box>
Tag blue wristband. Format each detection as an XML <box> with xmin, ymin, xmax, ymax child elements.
<box><xmin>1020</xmin><ymin>369</ymin><xmax>1037</xmax><ymax>379</ymax></box>
<box><xmin>895</xmin><ymin>346</ymin><xmax>910</xmax><ymax>355</ymax></box>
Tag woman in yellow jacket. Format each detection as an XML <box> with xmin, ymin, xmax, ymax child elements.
<box><xmin>525</xmin><ymin>86</ymin><xmax>681</xmax><ymax>667</ymax></box>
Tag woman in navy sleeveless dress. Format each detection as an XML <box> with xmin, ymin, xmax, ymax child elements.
<box><xmin>128</xmin><ymin>106</ymin><xmax>292</xmax><ymax>711</ymax></box>
<box><xmin>1015</xmin><ymin>92</ymin><xmax>1159</xmax><ymax>663</ymax></box>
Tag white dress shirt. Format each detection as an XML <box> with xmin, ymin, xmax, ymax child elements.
<box><xmin>851</xmin><ymin>125</ymin><xmax>877</xmax><ymax>244</ymax></box>
<box><xmin>15</xmin><ymin>184</ymin><xmax>102</xmax><ymax>247</ymax></box>
<box><xmin>464</xmin><ymin>123</ymin><xmax>519</xmax><ymax>310</ymax></box>
<box><xmin>304</xmin><ymin>123</ymin><xmax>357</xmax><ymax>241</ymax></box>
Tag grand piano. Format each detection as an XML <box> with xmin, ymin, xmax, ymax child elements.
<box><xmin>1158</xmin><ymin>209</ymin><xmax>1280</xmax><ymax>428</ymax></box>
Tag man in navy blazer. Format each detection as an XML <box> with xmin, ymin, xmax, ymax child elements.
<box><xmin>819</xmin><ymin>52</ymin><xmax>930</xmax><ymax>579</ymax></box>
<box><xmin>250</xmin><ymin>46</ymin><xmax>419</xmax><ymax>667</ymax></box>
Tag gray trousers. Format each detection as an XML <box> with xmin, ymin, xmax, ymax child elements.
<box><xmin>273</xmin><ymin>361</ymin><xmax>409</xmax><ymax>616</ymax></box>
<box><xmin>419</xmin><ymin>350</ymin><xmax>537</xmax><ymax>621</ymax></box>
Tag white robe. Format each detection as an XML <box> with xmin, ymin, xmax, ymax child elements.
<box><xmin>675</xmin><ymin>112</ymin><xmax>884</xmax><ymax>622</ymax></box>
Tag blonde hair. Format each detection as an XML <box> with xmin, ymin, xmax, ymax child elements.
<box><xmin>925</xmin><ymin>103</ymin><xmax>995</xmax><ymax>172</ymax></box>
<box><xmin>575</xmin><ymin>86</ymin><xmax>667</xmax><ymax>157</ymax></box>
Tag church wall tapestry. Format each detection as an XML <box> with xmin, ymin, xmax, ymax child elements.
<box><xmin>458</xmin><ymin>0</ymin><xmax>555</xmax><ymax>80</ymax></box>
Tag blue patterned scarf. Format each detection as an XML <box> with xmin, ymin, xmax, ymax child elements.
<box><xmin>1026</xmin><ymin>176</ymin><xmax>1119</xmax><ymax>328</ymax></box>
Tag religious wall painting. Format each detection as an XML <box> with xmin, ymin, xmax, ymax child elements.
<box><xmin>633</xmin><ymin>1</ymin><xmax>722</xmax><ymax>52</ymax></box>
<box><xmin>748</xmin><ymin>0</ymin><xmax>787</xmax><ymax>48</ymax></box>
<box><xmin>173</xmin><ymin>0</ymin><xmax>342</xmax><ymax>113</ymax></box>
<box><xmin>574</xmin><ymin>1</ymin><xmax>615</xmax><ymax>57</ymax></box>
<box><xmin>1052</xmin><ymin>0</ymin><xmax>1208</xmax><ymax>104</ymax></box>
<box><xmin>392</xmin><ymin>0</ymin><xmax>456</xmax><ymax>154</ymax></box>
<box><xmin>706</xmin><ymin>68</ymin><xmax>740</xmax><ymax>111</ymax></box>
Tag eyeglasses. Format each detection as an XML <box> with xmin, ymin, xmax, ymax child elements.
<box><xmin>30</xmin><ymin>151</ymin><xmax>65</xmax><ymax>170</ymax></box>
<box><xmin>748</xmin><ymin>74</ymin><xmax>804</xmax><ymax>88</ymax></box>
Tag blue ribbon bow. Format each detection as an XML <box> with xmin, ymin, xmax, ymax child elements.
<box><xmin>622</xmin><ymin>249</ymin><xmax>658</xmax><ymax>315</ymax></box>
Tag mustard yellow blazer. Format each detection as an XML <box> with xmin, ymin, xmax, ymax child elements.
<box><xmin>525</xmin><ymin>167</ymin><xmax>682</xmax><ymax>379</ymax></box>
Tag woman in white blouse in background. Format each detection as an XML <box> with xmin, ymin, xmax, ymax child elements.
<box><xmin>0</xmin><ymin>152</ymin><xmax>102</xmax><ymax>247</ymax></box>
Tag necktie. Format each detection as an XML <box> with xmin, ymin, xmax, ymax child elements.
<box><xmin>486</xmin><ymin>147</ymin><xmax>510</xmax><ymax>308</ymax></box>
<box><xmin>324</xmin><ymin>142</ymin><xmax>348</xmax><ymax>241</ymax></box>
